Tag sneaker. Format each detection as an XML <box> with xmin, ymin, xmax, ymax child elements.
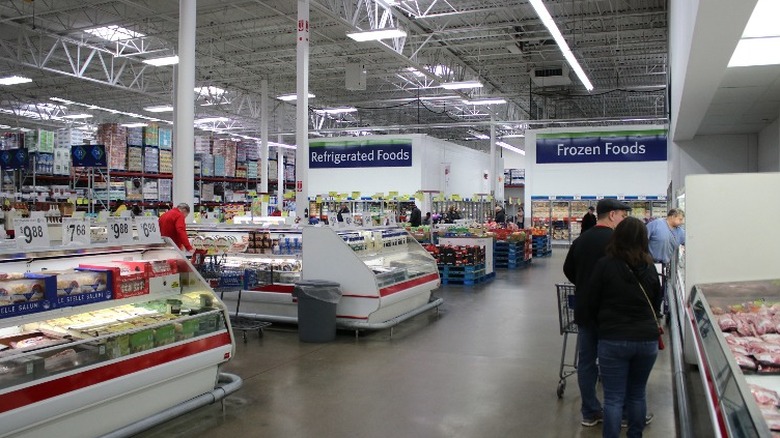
<box><xmin>581</xmin><ymin>413</ymin><xmax>603</xmax><ymax>427</ymax></box>
<box><xmin>621</xmin><ymin>413</ymin><xmax>654</xmax><ymax>428</ymax></box>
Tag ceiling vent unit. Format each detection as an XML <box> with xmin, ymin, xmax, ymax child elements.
<box><xmin>530</xmin><ymin>64</ymin><xmax>572</xmax><ymax>87</ymax></box>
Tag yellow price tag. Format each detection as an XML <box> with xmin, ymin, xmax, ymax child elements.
<box><xmin>315</xmin><ymin>195</ymin><xmax>323</xmax><ymax>203</ymax></box>
<box><xmin>373</xmin><ymin>193</ymin><xmax>384</xmax><ymax>200</ymax></box>
<box><xmin>351</xmin><ymin>191</ymin><xmax>361</xmax><ymax>199</ymax></box>
<box><xmin>261</xmin><ymin>194</ymin><xmax>270</xmax><ymax>202</ymax></box>
<box><xmin>414</xmin><ymin>192</ymin><xmax>424</xmax><ymax>200</ymax></box>
<box><xmin>388</xmin><ymin>191</ymin><xmax>399</xmax><ymax>198</ymax></box>
<box><xmin>451</xmin><ymin>194</ymin><xmax>462</xmax><ymax>201</ymax></box>
<box><xmin>328</xmin><ymin>191</ymin><xmax>338</xmax><ymax>197</ymax></box>
<box><xmin>248</xmin><ymin>190</ymin><xmax>257</xmax><ymax>197</ymax></box>
<box><xmin>284</xmin><ymin>192</ymin><xmax>295</xmax><ymax>200</ymax></box>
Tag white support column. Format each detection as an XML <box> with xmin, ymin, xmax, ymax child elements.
<box><xmin>173</xmin><ymin>0</ymin><xmax>196</xmax><ymax>218</ymax></box>
<box><xmin>260</xmin><ymin>79</ymin><xmax>269</xmax><ymax>194</ymax></box>
<box><xmin>277</xmin><ymin>148</ymin><xmax>284</xmax><ymax>212</ymax></box>
<box><xmin>490</xmin><ymin>118</ymin><xmax>497</xmax><ymax>198</ymax></box>
<box><xmin>295</xmin><ymin>0</ymin><xmax>310</xmax><ymax>219</ymax></box>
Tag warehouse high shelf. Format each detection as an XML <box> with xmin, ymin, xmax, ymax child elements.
<box><xmin>0</xmin><ymin>240</ymin><xmax>238</xmax><ymax>438</ymax></box>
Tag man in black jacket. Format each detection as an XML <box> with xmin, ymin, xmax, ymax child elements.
<box><xmin>409</xmin><ymin>205</ymin><xmax>422</xmax><ymax>227</ymax></box>
<box><xmin>563</xmin><ymin>199</ymin><xmax>630</xmax><ymax>427</ymax></box>
<box><xmin>581</xmin><ymin>206</ymin><xmax>597</xmax><ymax>234</ymax></box>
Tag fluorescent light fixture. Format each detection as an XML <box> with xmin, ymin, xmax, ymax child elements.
<box><xmin>277</xmin><ymin>93</ymin><xmax>316</xmax><ymax>101</ymax></box>
<box><xmin>144</xmin><ymin>105</ymin><xmax>174</xmax><ymax>113</ymax></box>
<box><xmin>418</xmin><ymin>95</ymin><xmax>462</xmax><ymax>101</ymax></box>
<box><xmin>194</xmin><ymin>117</ymin><xmax>230</xmax><ymax>124</ymax></box>
<box><xmin>315</xmin><ymin>107</ymin><xmax>358</xmax><ymax>114</ymax></box>
<box><xmin>195</xmin><ymin>86</ymin><xmax>226</xmax><ymax>96</ymax></box>
<box><xmin>85</xmin><ymin>25</ymin><xmax>144</xmax><ymax>41</ymax></box>
<box><xmin>729</xmin><ymin>37</ymin><xmax>780</xmax><ymax>67</ymax></box>
<box><xmin>347</xmin><ymin>28</ymin><xmax>407</xmax><ymax>42</ymax></box>
<box><xmin>468</xmin><ymin>130</ymin><xmax>490</xmax><ymax>140</ymax></box>
<box><xmin>143</xmin><ymin>55</ymin><xmax>179</xmax><ymax>66</ymax></box>
<box><xmin>62</xmin><ymin>114</ymin><xmax>93</xmax><ymax>119</ymax></box>
<box><xmin>462</xmin><ymin>98</ymin><xmax>507</xmax><ymax>105</ymax></box>
<box><xmin>742</xmin><ymin>0</ymin><xmax>780</xmax><ymax>38</ymax></box>
<box><xmin>121</xmin><ymin>122</ymin><xmax>148</xmax><ymax>128</ymax></box>
<box><xmin>502</xmin><ymin>134</ymin><xmax>525</xmax><ymax>138</ymax></box>
<box><xmin>50</xmin><ymin>97</ymin><xmax>74</xmax><ymax>105</ymax></box>
<box><xmin>729</xmin><ymin>0</ymin><xmax>780</xmax><ymax>68</ymax></box>
<box><xmin>529</xmin><ymin>0</ymin><xmax>594</xmax><ymax>91</ymax></box>
<box><xmin>497</xmin><ymin>141</ymin><xmax>525</xmax><ymax>155</ymax></box>
<box><xmin>0</xmin><ymin>76</ymin><xmax>33</xmax><ymax>86</ymax></box>
<box><xmin>441</xmin><ymin>80</ymin><xmax>483</xmax><ymax>90</ymax></box>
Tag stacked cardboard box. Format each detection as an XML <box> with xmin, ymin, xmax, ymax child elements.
<box><xmin>53</xmin><ymin>149</ymin><xmax>71</xmax><ymax>176</ymax></box>
<box><xmin>236</xmin><ymin>142</ymin><xmax>248</xmax><ymax>162</ymax></box>
<box><xmin>56</xmin><ymin>128</ymin><xmax>85</xmax><ymax>149</ymax></box>
<box><xmin>143</xmin><ymin>124</ymin><xmax>159</xmax><ymax>147</ymax></box>
<box><xmin>143</xmin><ymin>146</ymin><xmax>159</xmax><ymax>173</ymax></box>
<box><xmin>246</xmin><ymin>160</ymin><xmax>258</xmax><ymax>179</ymax></box>
<box><xmin>284</xmin><ymin>164</ymin><xmax>295</xmax><ymax>182</ymax></box>
<box><xmin>159</xmin><ymin>128</ymin><xmax>172</xmax><ymax>149</ymax></box>
<box><xmin>159</xmin><ymin>149</ymin><xmax>173</xmax><ymax>174</ymax></box>
<box><xmin>246</xmin><ymin>141</ymin><xmax>259</xmax><ymax>161</ymax></box>
<box><xmin>236</xmin><ymin>164</ymin><xmax>247</xmax><ymax>179</ymax></box>
<box><xmin>198</xmin><ymin>154</ymin><xmax>214</xmax><ymax>176</ymax></box>
<box><xmin>127</xmin><ymin>146</ymin><xmax>143</xmax><ymax>172</ymax></box>
<box><xmin>268</xmin><ymin>161</ymin><xmax>278</xmax><ymax>180</ymax></box>
<box><xmin>158</xmin><ymin>179</ymin><xmax>172</xmax><ymax>202</ymax></box>
<box><xmin>214</xmin><ymin>156</ymin><xmax>226</xmax><ymax>177</ymax></box>
<box><xmin>143</xmin><ymin>181</ymin><xmax>158</xmax><ymax>201</ymax></box>
<box><xmin>27</xmin><ymin>129</ymin><xmax>55</xmax><ymax>153</ymax></box>
<box><xmin>201</xmin><ymin>183</ymin><xmax>215</xmax><ymax>202</ymax></box>
<box><xmin>194</xmin><ymin>135</ymin><xmax>211</xmax><ymax>154</ymax></box>
<box><xmin>125</xmin><ymin>180</ymin><xmax>143</xmax><ymax>201</ymax></box>
<box><xmin>127</xmin><ymin>127</ymin><xmax>143</xmax><ymax>146</ymax></box>
<box><xmin>96</xmin><ymin>124</ymin><xmax>127</xmax><ymax>170</ymax></box>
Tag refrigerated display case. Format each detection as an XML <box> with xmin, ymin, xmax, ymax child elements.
<box><xmin>687</xmin><ymin>279</ymin><xmax>780</xmax><ymax>437</ymax></box>
<box><xmin>0</xmin><ymin>241</ymin><xmax>236</xmax><ymax>438</ymax></box>
<box><xmin>303</xmin><ymin>226</ymin><xmax>442</xmax><ymax>328</ymax></box>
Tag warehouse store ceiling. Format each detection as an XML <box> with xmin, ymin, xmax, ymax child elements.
<box><xmin>0</xmin><ymin>0</ymin><xmax>668</xmax><ymax>150</ymax></box>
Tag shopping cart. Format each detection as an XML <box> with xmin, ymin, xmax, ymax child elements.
<box><xmin>556</xmin><ymin>283</ymin><xmax>579</xmax><ymax>398</ymax></box>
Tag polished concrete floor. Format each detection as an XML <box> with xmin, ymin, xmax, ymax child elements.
<box><xmin>136</xmin><ymin>251</ymin><xmax>676</xmax><ymax>438</ymax></box>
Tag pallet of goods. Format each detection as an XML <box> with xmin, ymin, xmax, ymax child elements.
<box><xmin>424</xmin><ymin>244</ymin><xmax>493</xmax><ymax>285</ymax></box>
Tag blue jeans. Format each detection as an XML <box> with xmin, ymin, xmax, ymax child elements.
<box><xmin>577</xmin><ymin>325</ymin><xmax>601</xmax><ymax>419</ymax></box>
<box><xmin>598</xmin><ymin>339</ymin><xmax>658</xmax><ymax>438</ymax></box>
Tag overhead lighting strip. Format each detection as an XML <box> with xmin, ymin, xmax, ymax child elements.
<box><xmin>497</xmin><ymin>141</ymin><xmax>525</xmax><ymax>155</ymax></box>
<box><xmin>529</xmin><ymin>0</ymin><xmax>594</xmax><ymax>91</ymax></box>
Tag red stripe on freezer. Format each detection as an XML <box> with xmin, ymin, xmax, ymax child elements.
<box><xmin>254</xmin><ymin>284</ymin><xmax>294</xmax><ymax>293</ymax></box>
<box><xmin>379</xmin><ymin>273</ymin><xmax>440</xmax><ymax>297</ymax></box>
<box><xmin>0</xmin><ymin>332</ymin><xmax>232</xmax><ymax>414</ymax></box>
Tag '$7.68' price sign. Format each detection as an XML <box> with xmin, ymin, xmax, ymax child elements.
<box><xmin>61</xmin><ymin>217</ymin><xmax>90</xmax><ymax>246</ymax></box>
<box><xmin>135</xmin><ymin>217</ymin><xmax>162</xmax><ymax>242</ymax></box>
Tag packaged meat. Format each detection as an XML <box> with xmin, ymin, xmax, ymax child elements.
<box><xmin>10</xmin><ymin>336</ymin><xmax>46</xmax><ymax>349</ymax></box>
<box><xmin>729</xmin><ymin>344</ymin><xmax>750</xmax><ymax>356</ymax></box>
<box><xmin>762</xmin><ymin>334</ymin><xmax>780</xmax><ymax>344</ymax></box>
<box><xmin>751</xmin><ymin>384</ymin><xmax>780</xmax><ymax>406</ymax></box>
<box><xmin>737</xmin><ymin>317</ymin><xmax>757</xmax><ymax>337</ymax></box>
<box><xmin>757</xmin><ymin>317</ymin><xmax>777</xmax><ymax>335</ymax></box>
<box><xmin>760</xmin><ymin>407</ymin><xmax>780</xmax><ymax>431</ymax></box>
<box><xmin>735</xmin><ymin>353</ymin><xmax>758</xmax><ymax>371</ymax></box>
<box><xmin>755</xmin><ymin>352</ymin><xmax>780</xmax><ymax>366</ymax></box>
<box><xmin>749</xmin><ymin>342</ymin><xmax>780</xmax><ymax>355</ymax></box>
<box><xmin>759</xmin><ymin>364</ymin><xmax>780</xmax><ymax>374</ymax></box>
<box><xmin>719</xmin><ymin>314</ymin><xmax>738</xmax><ymax>331</ymax></box>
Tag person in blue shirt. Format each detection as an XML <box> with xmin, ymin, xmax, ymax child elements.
<box><xmin>646</xmin><ymin>209</ymin><xmax>685</xmax><ymax>263</ymax></box>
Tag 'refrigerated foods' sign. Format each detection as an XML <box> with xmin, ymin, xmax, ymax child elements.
<box><xmin>309</xmin><ymin>140</ymin><xmax>412</xmax><ymax>168</ymax></box>
<box><xmin>536</xmin><ymin>130</ymin><xmax>667</xmax><ymax>164</ymax></box>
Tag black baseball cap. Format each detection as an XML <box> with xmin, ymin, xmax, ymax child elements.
<box><xmin>596</xmin><ymin>199</ymin><xmax>631</xmax><ymax>215</ymax></box>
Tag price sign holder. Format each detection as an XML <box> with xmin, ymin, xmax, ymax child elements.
<box><xmin>135</xmin><ymin>217</ymin><xmax>162</xmax><ymax>243</ymax></box>
<box><xmin>62</xmin><ymin>217</ymin><xmax>90</xmax><ymax>246</ymax></box>
<box><xmin>107</xmin><ymin>217</ymin><xmax>134</xmax><ymax>244</ymax></box>
<box><xmin>14</xmin><ymin>217</ymin><xmax>50</xmax><ymax>249</ymax></box>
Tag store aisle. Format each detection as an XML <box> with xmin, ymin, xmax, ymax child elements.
<box><xmin>136</xmin><ymin>252</ymin><xmax>675</xmax><ymax>438</ymax></box>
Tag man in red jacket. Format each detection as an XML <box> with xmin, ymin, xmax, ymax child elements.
<box><xmin>159</xmin><ymin>203</ymin><xmax>193</xmax><ymax>252</ymax></box>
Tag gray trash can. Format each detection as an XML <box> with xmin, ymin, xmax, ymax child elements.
<box><xmin>293</xmin><ymin>280</ymin><xmax>342</xmax><ymax>342</ymax></box>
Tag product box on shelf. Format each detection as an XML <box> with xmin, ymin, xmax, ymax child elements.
<box><xmin>52</xmin><ymin>269</ymin><xmax>113</xmax><ymax>307</ymax></box>
<box><xmin>194</xmin><ymin>135</ymin><xmax>211</xmax><ymax>154</ymax></box>
<box><xmin>143</xmin><ymin>124</ymin><xmax>159</xmax><ymax>147</ymax></box>
<box><xmin>110</xmin><ymin>259</ymin><xmax>180</xmax><ymax>295</ymax></box>
<box><xmin>159</xmin><ymin>149</ymin><xmax>173</xmax><ymax>174</ymax></box>
<box><xmin>158</xmin><ymin>179</ymin><xmax>172</xmax><ymax>203</ymax></box>
<box><xmin>159</xmin><ymin>127</ymin><xmax>172</xmax><ymax>149</ymax></box>
<box><xmin>214</xmin><ymin>156</ymin><xmax>226</xmax><ymax>177</ymax></box>
<box><xmin>0</xmin><ymin>273</ymin><xmax>57</xmax><ymax>319</ymax></box>
<box><xmin>143</xmin><ymin>146</ymin><xmax>159</xmax><ymax>173</ymax></box>
<box><xmin>126</xmin><ymin>127</ymin><xmax>143</xmax><ymax>146</ymax></box>
<box><xmin>127</xmin><ymin>145</ymin><xmax>143</xmax><ymax>172</ymax></box>
<box><xmin>143</xmin><ymin>180</ymin><xmax>158</xmax><ymax>201</ymax></box>
<box><xmin>125</xmin><ymin>179</ymin><xmax>143</xmax><ymax>201</ymax></box>
<box><xmin>77</xmin><ymin>264</ymin><xmax>149</xmax><ymax>299</ymax></box>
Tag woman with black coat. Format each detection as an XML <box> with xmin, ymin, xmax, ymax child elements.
<box><xmin>585</xmin><ymin>217</ymin><xmax>662</xmax><ymax>438</ymax></box>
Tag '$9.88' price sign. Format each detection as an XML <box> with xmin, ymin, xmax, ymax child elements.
<box><xmin>14</xmin><ymin>217</ymin><xmax>50</xmax><ymax>249</ymax></box>
<box><xmin>107</xmin><ymin>217</ymin><xmax>134</xmax><ymax>244</ymax></box>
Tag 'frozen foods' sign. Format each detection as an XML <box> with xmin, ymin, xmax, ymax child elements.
<box><xmin>309</xmin><ymin>140</ymin><xmax>412</xmax><ymax>168</ymax></box>
<box><xmin>536</xmin><ymin>130</ymin><xmax>667</xmax><ymax>164</ymax></box>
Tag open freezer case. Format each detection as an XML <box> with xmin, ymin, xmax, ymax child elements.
<box><xmin>688</xmin><ymin>279</ymin><xmax>780</xmax><ymax>437</ymax></box>
<box><xmin>187</xmin><ymin>224</ymin><xmax>303</xmax><ymax>322</ymax></box>
<box><xmin>0</xmin><ymin>241</ymin><xmax>236</xmax><ymax>438</ymax></box>
<box><xmin>303</xmin><ymin>226</ymin><xmax>442</xmax><ymax>328</ymax></box>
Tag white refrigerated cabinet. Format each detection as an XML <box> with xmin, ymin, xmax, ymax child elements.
<box><xmin>0</xmin><ymin>242</ymin><xmax>236</xmax><ymax>438</ymax></box>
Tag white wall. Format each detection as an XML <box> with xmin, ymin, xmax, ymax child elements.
<box><xmin>501</xmin><ymin>138</ymin><xmax>526</xmax><ymax>170</ymax></box>
<box><xmin>669</xmin><ymin>134</ymin><xmax>758</xmax><ymax>196</ymax></box>
<box><xmin>758</xmin><ymin>118</ymin><xmax>780</xmax><ymax>172</ymax></box>
<box><xmin>525</xmin><ymin>126</ymin><xmax>668</xmax><ymax>213</ymax></box>
<box><xmin>686</xmin><ymin>172</ymin><xmax>780</xmax><ymax>290</ymax></box>
<box><xmin>307</xmin><ymin>134</ymin><xmax>423</xmax><ymax>196</ymax></box>
<box><xmin>306</xmin><ymin>134</ymin><xmax>496</xmax><ymax>199</ymax></box>
<box><xmin>420</xmin><ymin>136</ymin><xmax>496</xmax><ymax>197</ymax></box>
